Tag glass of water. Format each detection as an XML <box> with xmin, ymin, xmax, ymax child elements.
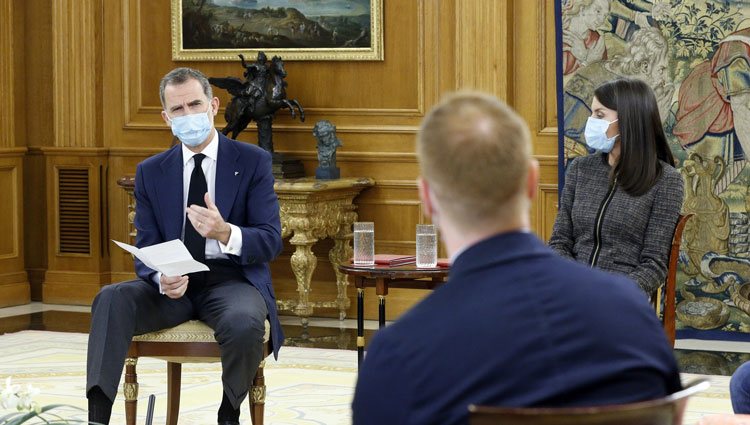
<box><xmin>416</xmin><ymin>224</ymin><xmax>438</xmax><ymax>268</ymax></box>
<box><xmin>353</xmin><ymin>222</ymin><xmax>375</xmax><ymax>266</ymax></box>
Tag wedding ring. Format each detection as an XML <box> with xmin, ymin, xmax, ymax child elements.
<box><xmin>198</xmin><ymin>222</ymin><xmax>202</xmax><ymax>228</ymax></box>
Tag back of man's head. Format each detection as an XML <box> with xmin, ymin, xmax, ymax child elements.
<box><xmin>417</xmin><ymin>92</ymin><xmax>532</xmax><ymax>232</ymax></box>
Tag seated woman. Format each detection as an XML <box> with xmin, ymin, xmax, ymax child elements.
<box><xmin>549</xmin><ymin>78</ymin><xmax>684</xmax><ymax>296</ymax></box>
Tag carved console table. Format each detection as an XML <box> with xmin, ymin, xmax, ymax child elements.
<box><xmin>117</xmin><ymin>175</ymin><xmax>375</xmax><ymax>326</ymax></box>
<box><xmin>274</xmin><ymin>177</ymin><xmax>374</xmax><ymax>325</ymax></box>
<box><xmin>117</xmin><ymin>176</ymin><xmax>137</xmax><ymax>243</ymax></box>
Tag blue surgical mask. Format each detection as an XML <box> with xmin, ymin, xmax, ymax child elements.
<box><xmin>584</xmin><ymin>117</ymin><xmax>619</xmax><ymax>153</ymax></box>
<box><xmin>167</xmin><ymin>106</ymin><xmax>213</xmax><ymax>147</ymax></box>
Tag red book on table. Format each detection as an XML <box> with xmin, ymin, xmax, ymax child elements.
<box><xmin>373</xmin><ymin>254</ymin><xmax>416</xmax><ymax>266</ymax></box>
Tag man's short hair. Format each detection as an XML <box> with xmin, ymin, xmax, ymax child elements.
<box><xmin>159</xmin><ymin>67</ymin><xmax>213</xmax><ymax>108</ymax></box>
<box><xmin>417</xmin><ymin>92</ymin><xmax>532</xmax><ymax>227</ymax></box>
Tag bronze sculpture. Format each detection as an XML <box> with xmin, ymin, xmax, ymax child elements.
<box><xmin>209</xmin><ymin>53</ymin><xmax>305</xmax><ymax>177</ymax></box>
<box><xmin>313</xmin><ymin>120</ymin><xmax>342</xmax><ymax>179</ymax></box>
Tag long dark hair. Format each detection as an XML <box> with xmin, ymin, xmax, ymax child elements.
<box><xmin>593</xmin><ymin>78</ymin><xmax>675</xmax><ymax>196</ymax></box>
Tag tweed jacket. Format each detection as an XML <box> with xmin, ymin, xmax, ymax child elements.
<box><xmin>549</xmin><ymin>153</ymin><xmax>684</xmax><ymax>295</ymax></box>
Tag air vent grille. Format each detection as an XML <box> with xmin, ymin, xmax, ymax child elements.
<box><xmin>58</xmin><ymin>168</ymin><xmax>90</xmax><ymax>254</ymax></box>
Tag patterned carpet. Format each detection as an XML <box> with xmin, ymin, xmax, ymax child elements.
<box><xmin>0</xmin><ymin>330</ymin><xmax>737</xmax><ymax>424</ymax></box>
<box><xmin>0</xmin><ymin>331</ymin><xmax>356</xmax><ymax>424</ymax></box>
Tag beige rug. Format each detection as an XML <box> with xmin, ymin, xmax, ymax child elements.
<box><xmin>0</xmin><ymin>330</ymin><xmax>737</xmax><ymax>424</ymax></box>
<box><xmin>0</xmin><ymin>330</ymin><xmax>356</xmax><ymax>424</ymax></box>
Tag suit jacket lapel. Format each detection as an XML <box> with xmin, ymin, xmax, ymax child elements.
<box><xmin>215</xmin><ymin>135</ymin><xmax>241</xmax><ymax>219</ymax></box>
<box><xmin>157</xmin><ymin>145</ymin><xmax>185</xmax><ymax>241</ymax></box>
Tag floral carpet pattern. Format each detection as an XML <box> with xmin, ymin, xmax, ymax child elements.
<box><xmin>0</xmin><ymin>331</ymin><xmax>356</xmax><ymax>424</ymax></box>
<box><xmin>0</xmin><ymin>330</ymin><xmax>742</xmax><ymax>424</ymax></box>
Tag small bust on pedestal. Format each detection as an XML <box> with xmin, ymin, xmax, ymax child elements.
<box><xmin>313</xmin><ymin>120</ymin><xmax>343</xmax><ymax>179</ymax></box>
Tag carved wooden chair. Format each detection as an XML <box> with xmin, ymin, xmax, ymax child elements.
<box><xmin>653</xmin><ymin>214</ymin><xmax>693</xmax><ymax>347</ymax></box>
<box><xmin>468</xmin><ymin>378</ymin><xmax>709</xmax><ymax>425</ymax></box>
<box><xmin>124</xmin><ymin>320</ymin><xmax>271</xmax><ymax>425</ymax></box>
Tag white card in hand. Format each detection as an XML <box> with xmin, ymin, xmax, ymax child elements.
<box><xmin>112</xmin><ymin>239</ymin><xmax>209</xmax><ymax>276</ymax></box>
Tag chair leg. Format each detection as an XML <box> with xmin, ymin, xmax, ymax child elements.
<box><xmin>664</xmin><ymin>282</ymin><xmax>677</xmax><ymax>347</ymax></box>
<box><xmin>653</xmin><ymin>286</ymin><xmax>663</xmax><ymax>319</ymax></box>
<box><xmin>249</xmin><ymin>358</ymin><xmax>266</xmax><ymax>425</ymax></box>
<box><xmin>124</xmin><ymin>358</ymin><xmax>139</xmax><ymax>425</ymax></box>
<box><xmin>167</xmin><ymin>362</ymin><xmax>182</xmax><ymax>425</ymax></box>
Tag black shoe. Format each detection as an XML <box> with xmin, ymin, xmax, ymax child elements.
<box><xmin>87</xmin><ymin>386</ymin><xmax>112</xmax><ymax>425</ymax></box>
<box><xmin>217</xmin><ymin>391</ymin><xmax>240</xmax><ymax>424</ymax></box>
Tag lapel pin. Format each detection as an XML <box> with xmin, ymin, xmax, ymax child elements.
<box><xmin>234</xmin><ymin>171</ymin><xmax>239</xmax><ymax>176</ymax></box>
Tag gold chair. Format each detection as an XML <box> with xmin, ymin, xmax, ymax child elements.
<box><xmin>468</xmin><ymin>378</ymin><xmax>709</xmax><ymax>425</ymax></box>
<box><xmin>653</xmin><ymin>213</ymin><xmax>693</xmax><ymax>347</ymax></box>
<box><xmin>124</xmin><ymin>320</ymin><xmax>271</xmax><ymax>425</ymax></box>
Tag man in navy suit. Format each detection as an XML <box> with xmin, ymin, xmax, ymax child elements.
<box><xmin>351</xmin><ymin>92</ymin><xmax>682</xmax><ymax>425</ymax></box>
<box><xmin>86</xmin><ymin>67</ymin><xmax>283</xmax><ymax>425</ymax></box>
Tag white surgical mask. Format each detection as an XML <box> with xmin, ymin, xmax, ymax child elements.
<box><xmin>167</xmin><ymin>106</ymin><xmax>213</xmax><ymax>147</ymax></box>
<box><xmin>584</xmin><ymin>117</ymin><xmax>619</xmax><ymax>153</ymax></box>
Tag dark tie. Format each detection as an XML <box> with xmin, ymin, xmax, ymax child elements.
<box><xmin>185</xmin><ymin>153</ymin><xmax>207</xmax><ymax>269</ymax></box>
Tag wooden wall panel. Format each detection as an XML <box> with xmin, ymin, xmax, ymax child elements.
<box><xmin>0</xmin><ymin>166</ymin><xmax>18</xmax><ymax>257</ymax></box>
<box><xmin>42</xmin><ymin>151</ymin><xmax>110</xmax><ymax>305</ymax></box>
<box><xmin>455</xmin><ymin>0</ymin><xmax>512</xmax><ymax>98</ymax></box>
<box><xmin>513</xmin><ymin>1</ymin><xmax>560</xmax><ymax>242</ymax></box>
<box><xmin>21</xmin><ymin>1</ymin><xmax>56</xmax><ymax>302</ymax></box>
<box><xmin>33</xmin><ymin>0</ymin><xmax>108</xmax><ymax>305</ymax></box>
<box><xmin>513</xmin><ymin>1</ymin><xmax>559</xmax><ymax>158</ymax></box>
<box><xmin>0</xmin><ymin>0</ymin><xmax>14</xmax><ymax>149</ymax></box>
<box><xmin>0</xmin><ymin>154</ymin><xmax>29</xmax><ymax>308</ymax></box>
<box><xmin>23</xmin><ymin>151</ymin><xmax>47</xmax><ymax>301</ymax></box>
<box><xmin>23</xmin><ymin>1</ymin><xmax>53</xmax><ymax>150</ymax></box>
<box><xmin>357</xmin><ymin>188</ymin><xmax>422</xmax><ymax>249</ymax></box>
<box><xmin>52</xmin><ymin>0</ymin><xmax>99</xmax><ymax>148</ymax></box>
<box><xmin>0</xmin><ymin>1</ymin><xmax>29</xmax><ymax>308</ymax></box>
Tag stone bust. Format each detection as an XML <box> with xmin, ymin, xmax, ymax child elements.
<box><xmin>313</xmin><ymin>120</ymin><xmax>343</xmax><ymax>179</ymax></box>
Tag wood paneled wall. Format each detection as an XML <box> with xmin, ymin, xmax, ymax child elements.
<box><xmin>5</xmin><ymin>1</ymin><xmax>560</xmax><ymax>319</ymax></box>
<box><xmin>0</xmin><ymin>0</ymin><xmax>29</xmax><ymax>308</ymax></box>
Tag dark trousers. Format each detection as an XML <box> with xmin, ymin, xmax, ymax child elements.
<box><xmin>86</xmin><ymin>270</ymin><xmax>268</xmax><ymax>410</ymax></box>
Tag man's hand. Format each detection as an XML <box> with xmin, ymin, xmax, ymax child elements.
<box><xmin>160</xmin><ymin>274</ymin><xmax>189</xmax><ymax>299</ymax></box>
<box><xmin>186</xmin><ymin>193</ymin><xmax>232</xmax><ymax>244</ymax></box>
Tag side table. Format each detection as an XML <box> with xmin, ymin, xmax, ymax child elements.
<box><xmin>274</xmin><ymin>177</ymin><xmax>374</xmax><ymax>325</ymax></box>
<box><xmin>117</xmin><ymin>176</ymin><xmax>137</xmax><ymax>244</ymax></box>
<box><xmin>338</xmin><ymin>263</ymin><xmax>449</xmax><ymax>367</ymax></box>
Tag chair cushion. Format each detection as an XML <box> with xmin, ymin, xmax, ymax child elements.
<box><xmin>132</xmin><ymin>319</ymin><xmax>271</xmax><ymax>344</ymax></box>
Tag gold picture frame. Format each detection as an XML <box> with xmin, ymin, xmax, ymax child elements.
<box><xmin>171</xmin><ymin>0</ymin><xmax>383</xmax><ymax>61</ymax></box>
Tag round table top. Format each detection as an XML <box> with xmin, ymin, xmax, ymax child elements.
<box><xmin>338</xmin><ymin>262</ymin><xmax>450</xmax><ymax>279</ymax></box>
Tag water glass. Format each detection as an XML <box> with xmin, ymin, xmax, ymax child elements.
<box><xmin>416</xmin><ymin>224</ymin><xmax>438</xmax><ymax>268</ymax></box>
<box><xmin>353</xmin><ymin>222</ymin><xmax>375</xmax><ymax>266</ymax></box>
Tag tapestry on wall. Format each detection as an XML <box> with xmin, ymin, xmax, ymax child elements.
<box><xmin>556</xmin><ymin>0</ymin><xmax>750</xmax><ymax>340</ymax></box>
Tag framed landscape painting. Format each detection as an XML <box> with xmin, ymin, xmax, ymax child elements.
<box><xmin>172</xmin><ymin>0</ymin><xmax>383</xmax><ymax>61</ymax></box>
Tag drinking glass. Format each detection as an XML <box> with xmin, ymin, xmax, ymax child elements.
<box><xmin>353</xmin><ymin>222</ymin><xmax>375</xmax><ymax>266</ymax></box>
<box><xmin>416</xmin><ymin>224</ymin><xmax>438</xmax><ymax>268</ymax></box>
